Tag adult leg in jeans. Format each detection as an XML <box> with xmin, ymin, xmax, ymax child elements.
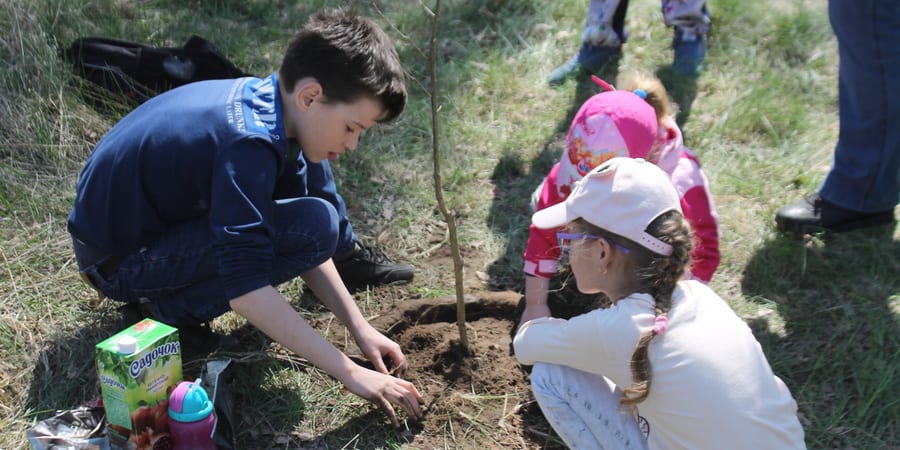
<box><xmin>776</xmin><ymin>0</ymin><xmax>899</xmax><ymax>233</ymax></box>
<box><xmin>530</xmin><ymin>363</ymin><xmax>648</xmax><ymax>450</ymax></box>
<box><xmin>820</xmin><ymin>0</ymin><xmax>900</xmax><ymax>214</ymax></box>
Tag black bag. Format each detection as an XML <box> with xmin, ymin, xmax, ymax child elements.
<box><xmin>64</xmin><ymin>35</ymin><xmax>252</xmax><ymax>103</ymax></box>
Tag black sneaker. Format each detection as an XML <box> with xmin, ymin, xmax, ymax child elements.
<box><xmin>334</xmin><ymin>240</ymin><xmax>414</xmax><ymax>287</ymax></box>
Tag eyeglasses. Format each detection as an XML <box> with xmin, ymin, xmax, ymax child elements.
<box><xmin>556</xmin><ymin>231</ymin><xmax>630</xmax><ymax>254</ymax></box>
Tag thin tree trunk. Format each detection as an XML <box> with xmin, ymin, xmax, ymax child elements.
<box><xmin>426</xmin><ymin>0</ymin><xmax>468</xmax><ymax>350</ymax></box>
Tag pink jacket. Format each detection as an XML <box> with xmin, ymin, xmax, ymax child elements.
<box><xmin>524</xmin><ymin>118</ymin><xmax>720</xmax><ymax>282</ymax></box>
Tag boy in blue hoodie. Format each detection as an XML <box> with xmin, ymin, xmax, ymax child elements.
<box><xmin>68</xmin><ymin>8</ymin><xmax>423</xmax><ymax>427</ymax></box>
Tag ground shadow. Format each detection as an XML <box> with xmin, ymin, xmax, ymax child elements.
<box><xmin>300</xmin><ymin>409</ymin><xmax>422</xmax><ymax>448</ymax></box>
<box><xmin>741</xmin><ymin>226</ymin><xmax>900</xmax><ymax>448</ymax></box>
<box><xmin>655</xmin><ymin>66</ymin><xmax>699</xmax><ymax>129</ymax></box>
<box><xmin>25</xmin><ymin>317</ymin><xmax>120</xmax><ymax>416</ymax></box>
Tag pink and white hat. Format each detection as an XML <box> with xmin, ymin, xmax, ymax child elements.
<box><xmin>533</xmin><ymin>157</ymin><xmax>682</xmax><ymax>255</ymax></box>
<box><xmin>558</xmin><ymin>87</ymin><xmax>658</xmax><ymax>190</ymax></box>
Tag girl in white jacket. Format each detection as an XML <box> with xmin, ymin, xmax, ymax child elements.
<box><xmin>514</xmin><ymin>157</ymin><xmax>805</xmax><ymax>449</ymax></box>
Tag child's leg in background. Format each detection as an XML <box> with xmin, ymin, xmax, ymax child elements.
<box><xmin>661</xmin><ymin>0</ymin><xmax>709</xmax><ymax>39</ymax></box>
<box><xmin>530</xmin><ymin>363</ymin><xmax>648</xmax><ymax>450</ymax></box>
<box><xmin>548</xmin><ymin>0</ymin><xmax>629</xmax><ymax>85</ymax></box>
<box><xmin>662</xmin><ymin>0</ymin><xmax>711</xmax><ymax>76</ymax></box>
<box><xmin>584</xmin><ymin>0</ymin><xmax>627</xmax><ymax>49</ymax></box>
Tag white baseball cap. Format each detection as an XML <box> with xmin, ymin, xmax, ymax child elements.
<box><xmin>532</xmin><ymin>157</ymin><xmax>682</xmax><ymax>255</ymax></box>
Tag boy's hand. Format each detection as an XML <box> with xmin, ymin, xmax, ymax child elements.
<box><xmin>345</xmin><ymin>366</ymin><xmax>425</xmax><ymax>427</ymax></box>
<box><xmin>354</xmin><ymin>325</ymin><xmax>409</xmax><ymax>377</ymax></box>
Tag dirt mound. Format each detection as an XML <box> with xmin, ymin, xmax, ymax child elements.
<box><xmin>368</xmin><ymin>291</ymin><xmax>568</xmax><ymax>449</ymax></box>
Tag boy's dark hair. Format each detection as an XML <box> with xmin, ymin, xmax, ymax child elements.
<box><xmin>279</xmin><ymin>8</ymin><xmax>407</xmax><ymax>123</ymax></box>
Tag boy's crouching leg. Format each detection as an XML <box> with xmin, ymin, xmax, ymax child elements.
<box><xmin>270</xmin><ymin>197</ymin><xmax>341</xmax><ymax>285</ymax></box>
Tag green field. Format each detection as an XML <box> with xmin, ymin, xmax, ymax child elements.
<box><xmin>1</xmin><ymin>0</ymin><xmax>898</xmax><ymax>448</ymax></box>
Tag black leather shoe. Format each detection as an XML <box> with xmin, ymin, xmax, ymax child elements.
<box><xmin>775</xmin><ymin>193</ymin><xmax>895</xmax><ymax>234</ymax></box>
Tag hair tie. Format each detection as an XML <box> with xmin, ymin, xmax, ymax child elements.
<box><xmin>590</xmin><ymin>75</ymin><xmax>616</xmax><ymax>92</ymax></box>
<box><xmin>652</xmin><ymin>316</ymin><xmax>668</xmax><ymax>335</ymax></box>
<box><xmin>633</xmin><ymin>89</ymin><xmax>647</xmax><ymax>99</ymax></box>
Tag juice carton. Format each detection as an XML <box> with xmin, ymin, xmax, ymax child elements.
<box><xmin>96</xmin><ymin>318</ymin><xmax>182</xmax><ymax>449</ymax></box>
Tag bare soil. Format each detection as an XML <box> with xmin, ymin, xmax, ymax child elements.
<box><xmin>360</xmin><ymin>284</ymin><xmax>607</xmax><ymax>449</ymax></box>
<box><xmin>370</xmin><ymin>292</ymin><xmax>555</xmax><ymax>449</ymax></box>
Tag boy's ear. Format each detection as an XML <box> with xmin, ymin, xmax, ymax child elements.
<box><xmin>295</xmin><ymin>80</ymin><xmax>323</xmax><ymax>111</ymax></box>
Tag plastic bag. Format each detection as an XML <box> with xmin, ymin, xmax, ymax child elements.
<box><xmin>27</xmin><ymin>405</ymin><xmax>110</xmax><ymax>450</ymax></box>
<box><xmin>200</xmin><ymin>358</ymin><xmax>237</xmax><ymax>450</ymax></box>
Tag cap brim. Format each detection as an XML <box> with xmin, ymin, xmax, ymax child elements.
<box><xmin>531</xmin><ymin>201</ymin><xmax>575</xmax><ymax>229</ymax></box>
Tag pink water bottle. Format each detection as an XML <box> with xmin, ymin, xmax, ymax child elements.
<box><xmin>168</xmin><ymin>378</ymin><xmax>216</xmax><ymax>450</ymax></box>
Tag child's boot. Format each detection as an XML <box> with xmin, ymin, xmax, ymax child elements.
<box><xmin>548</xmin><ymin>43</ymin><xmax>621</xmax><ymax>86</ymax></box>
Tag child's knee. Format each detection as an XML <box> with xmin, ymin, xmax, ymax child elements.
<box><xmin>275</xmin><ymin>197</ymin><xmax>341</xmax><ymax>251</ymax></box>
<box><xmin>530</xmin><ymin>362</ymin><xmax>563</xmax><ymax>396</ymax></box>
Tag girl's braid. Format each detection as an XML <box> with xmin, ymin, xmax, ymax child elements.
<box><xmin>620</xmin><ymin>210</ymin><xmax>692</xmax><ymax>405</ymax></box>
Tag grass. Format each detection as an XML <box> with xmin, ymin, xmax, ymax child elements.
<box><xmin>2</xmin><ymin>0</ymin><xmax>898</xmax><ymax>448</ymax></box>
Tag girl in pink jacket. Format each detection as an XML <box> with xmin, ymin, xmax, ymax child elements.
<box><xmin>522</xmin><ymin>73</ymin><xmax>719</xmax><ymax>323</ymax></box>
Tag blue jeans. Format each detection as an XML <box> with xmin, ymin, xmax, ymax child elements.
<box><xmin>820</xmin><ymin>0</ymin><xmax>900</xmax><ymax>213</ymax></box>
<box><xmin>305</xmin><ymin>160</ymin><xmax>358</xmax><ymax>261</ymax></box>
<box><xmin>74</xmin><ymin>163</ymin><xmax>358</xmax><ymax>327</ymax></box>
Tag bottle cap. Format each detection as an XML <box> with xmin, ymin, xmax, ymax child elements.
<box><xmin>116</xmin><ymin>335</ymin><xmax>137</xmax><ymax>354</ymax></box>
<box><xmin>168</xmin><ymin>378</ymin><xmax>214</xmax><ymax>423</ymax></box>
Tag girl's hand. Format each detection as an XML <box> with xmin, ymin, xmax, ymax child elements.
<box><xmin>521</xmin><ymin>275</ymin><xmax>551</xmax><ymax>331</ymax></box>
<box><xmin>519</xmin><ymin>303</ymin><xmax>551</xmax><ymax>328</ymax></box>
<box><xmin>344</xmin><ymin>365</ymin><xmax>425</xmax><ymax>427</ymax></box>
